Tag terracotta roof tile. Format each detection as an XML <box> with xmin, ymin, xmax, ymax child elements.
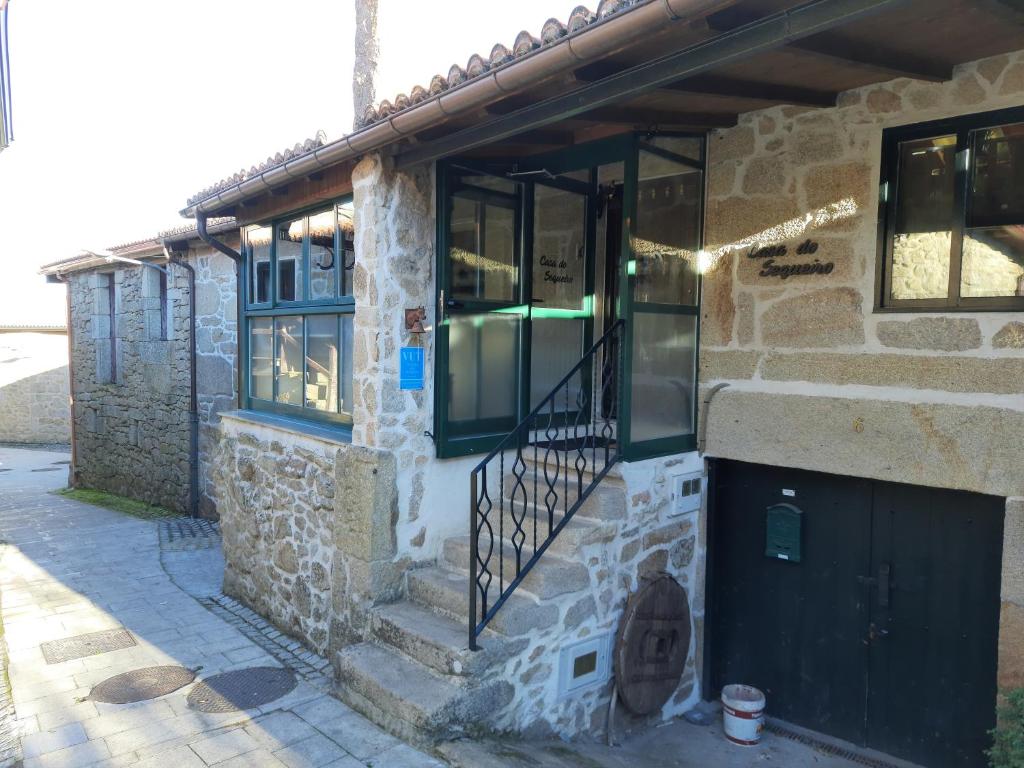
<box><xmin>186</xmin><ymin>133</ymin><xmax>327</xmax><ymax>206</ymax></box>
<box><xmin>106</xmin><ymin>217</ymin><xmax>237</xmax><ymax>253</ymax></box>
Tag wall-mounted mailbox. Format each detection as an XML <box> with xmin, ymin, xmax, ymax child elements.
<box><xmin>765</xmin><ymin>503</ymin><xmax>802</xmax><ymax>563</ymax></box>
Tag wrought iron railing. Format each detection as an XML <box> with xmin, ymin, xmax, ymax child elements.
<box><xmin>469</xmin><ymin>319</ymin><xmax>624</xmax><ymax>650</ymax></box>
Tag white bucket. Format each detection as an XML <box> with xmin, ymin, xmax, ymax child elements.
<box><xmin>721</xmin><ymin>684</ymin><xmax>765</xmax><ymax>746</ymax></box>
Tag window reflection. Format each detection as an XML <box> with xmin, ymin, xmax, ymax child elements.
<box><xmin>450</xmin><ymin>196</ymin><xmax>517</xmax><ymax>301</ymax></box>
<box><xmin>248</xmin><ymin>226</ymin><xmax>272</xmax><ymax>304</ymax></box>
<box><xmin>890</xmin><ymin>135</ymin><xmax>956</xmax><ymax>301</ymax></box>
<box><xmin>962</xmin><ymin>123</ymin><xmax>1024</xmax><ymax>298</ymax></box>
<box><xmin>277</xmin><ymin>218</ymin><xmax>304</xmax><ymax>302</ymax></box>
<box><xmin>308</xmin><ymin>210</ymin><xmax>337</xmax><ymax>301</ymax></box>
<box><xmin>305</xmin><ymin>316</ymin><xmax>339</xmax><ymax>412</ymax></box>
<box><xmin>635</xmin><ymin>151</ymin><xmax>702</xmax><ymax>305</ymax></box>
<box><xmin>249</xmin><ymin>318</ymin><xmax>273</xmax><ymax>400</ymax></box>
<box><xmin>274</xmin><ymin>316</ymin><xmax>303</xmax><ymax>405</ymax></box>
<box><xmin>338</xmin><ymin>201</ymin><xmax>356</xmax><ymax>297</ymax></box>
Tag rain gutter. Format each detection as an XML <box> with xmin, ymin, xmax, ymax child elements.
<box><xmin>181</xmin><ymin>0</ymin><xmax>732</xmax><ymax>217</ymax></box>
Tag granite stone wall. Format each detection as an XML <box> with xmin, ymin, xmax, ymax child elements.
<box><xmin>214</xmin><ymin>414</ymin><xmax>402</xmax><ymax>657</ymax></box>
<box><xmin>0</xmin><ymin>332</ymin><xmax>70</xmax><ymax>444</ymax></box>
<box><xmin>698</xmin><ymin>50</ymin><xmax>1024</xmax><ymax>694</ymax></box>
<box><xmin>67</xmin><ymin>246</ymin><xmax>237</xmax><ymax>515</ymax></box>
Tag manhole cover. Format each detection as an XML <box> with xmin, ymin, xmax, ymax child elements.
<box><xmin>41</xmin><ymin>629</ymin><xmax>136</xmax><ymax>664</ymax></box>
<box><xmin>187</xmin><ymin>666</ymin><xmax>296</xmax><ymax>712</ymax></box>
<box><xmin>89</xmin><ymin>666</ymin><xmax>195</xmax><ymax>704</ymax></box>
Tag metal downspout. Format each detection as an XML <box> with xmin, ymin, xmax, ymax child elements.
<box><xmin>165</xmin><ymin>247</ymin><xmax>199</xmax><ymax>519</ymax></box>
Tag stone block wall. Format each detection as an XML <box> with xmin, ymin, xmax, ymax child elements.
<box><xmin>67</xmin><ymin>245</ymin><xmax>238</xmax><ymax>515</ymax></box>
<box><xmin>0</xmin><ymin>332</ymin><xmax>70</xmax><ymax>444</ymax></box>
<box><xmin>698</xmin><ymin>50</ymin><xmax>1024</xmax><ymax>694</ymax></box>
<box><xmin>69</xmin><ymin>267</ymin><xmax>192</xmax><ymax>511</ymax></box>
<box><xmin>214</xmin><ymin>414</ymin><xmax>401</xmax><ymax>656</ymax></box>
<box><xmin>484</xmin><ymin>452</ymin><xmax>707</xmax><ymax>738</ymax></box>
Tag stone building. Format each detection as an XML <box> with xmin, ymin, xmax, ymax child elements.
<box><xmin>39</xmin><ymin>219</ymin><xmax>238</xmax><ymax>516</ymax></box>
<box><xmin>0</xmin><ymin>325</ymin><xmax>70</xmax><ymax>445</ymax></box>
<box><xmin>45</xmin><ymin>0</ymin><xmax>1024</xmax><ymax>765</ymax></box>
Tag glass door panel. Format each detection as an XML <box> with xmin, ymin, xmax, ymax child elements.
<box><xmin>439</xmin><ymin>174</ymin><xmax>524</xmax><ymax>454</ymax></box>
<box><xmin>530</xmin><ymin>180</ymin><xmax>590</xmax><ymax>411</ymax></box>
<box><xmin>623</xmin><ymin>142</ymin><xmax>703</xmax><ymax>456</ymax></box>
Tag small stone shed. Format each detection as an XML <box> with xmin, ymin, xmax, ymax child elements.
<box><xmin>39</xmin><ymin>219</ymin><xmax>239</xmax><ymax>516</ymax></box>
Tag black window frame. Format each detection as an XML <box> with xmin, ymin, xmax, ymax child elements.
<box><xmin>877</xmin><ymin>106</ymin><xmax>1024</xmax><ymax>312</ymax></box>
<box><xmin>241</xmin><ymin>197</ymin><xmax>356</xmax><ymax>429</ymax></box>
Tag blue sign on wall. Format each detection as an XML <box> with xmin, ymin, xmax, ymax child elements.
<box><xmin>399</xmin><ymin>347</ymin><xmax>425</xmax><ymax>390</ymax></box>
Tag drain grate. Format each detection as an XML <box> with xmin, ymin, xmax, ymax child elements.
<box><xmin>41</xmin><ymin>629</ymin><xmax>136</xmax><ymax>664</ymax></box>
<box><xmin>89</xmin><ymin>666</ymin><xmax>195</xmax><ymax>704</ymax></box>
<box><xmin>187</xmin><ymin>666</ymin><xmax>296</xmax><ymax>713</ymax></box>
<box><xmin>159</xmin><ymin>518</ymin><xmax>220</xmax><ymax>551</ymax></box>
<box><xmin>766</xmin><ymin>722</ymin><xmax>910</xmax><ymax>768</ymax></box>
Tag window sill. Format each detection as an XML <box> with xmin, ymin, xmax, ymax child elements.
<box><xmin>220</xmin><ymin>409</ymin><xmax>353</xmax><ymax>447</ymax></box>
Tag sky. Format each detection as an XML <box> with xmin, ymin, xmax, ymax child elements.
<box><xmin>0</xmin><ymin>0</ymin><xmax>580</xmax><ymax>325</ymax></box>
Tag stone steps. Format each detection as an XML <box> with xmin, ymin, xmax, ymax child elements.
<box><xmin>369</xmin><ymin>599</ymin><xmax>510</xmax><ymax>678</ymax></box>
<box><xmin>487</xmin><ymin>502</ymin><xmax>618</xmax><ymax>559</ymax></box>
<box><xmin>334</xmin><ymin>642</ymin><xmax>512</xmax><ymax>746</ymax></box>
<box><xmin>442</xmin><ymin>535</ymin><xmax>591</xmax><ymax>600</ymax></box>
<box><xmin>407</xmin><ymin>566</ymin><xmax>560</xmax><ymax>637</ymax></box>
<box><xmin>499</xmin><ymin>472</ymin><xmax>627</xmax><ymax>522</ymax></box>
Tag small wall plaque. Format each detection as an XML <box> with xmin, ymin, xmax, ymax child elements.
<box><xmin>399</xmin><ymin>347</ymin><xmax>424</xmax><ymax>391</ymax></box>
<box><xmin>765</xmin><ymin>503</ymin><xmax>802</xmax><ymax>563</ymax></box>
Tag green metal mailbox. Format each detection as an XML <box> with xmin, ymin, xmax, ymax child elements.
<box><xmin>765</xmin><ymin>503</ymin><xmax>802</xmax><ymax>563</ymax></box>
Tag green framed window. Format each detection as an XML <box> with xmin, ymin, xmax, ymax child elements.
<box><xmin>878</xmin><ymin>106</ymin><xmax>1024</xmax><ymax>311</ymax></box>
<box><xmin>242</xmin><ymin>199</ymin><xmax>355</xmax><ymax>426</ymax></box>
<box><xmin>434</xmin><ymin>132</ymin><xmax>706</xmax><ymax>461</ymax></box>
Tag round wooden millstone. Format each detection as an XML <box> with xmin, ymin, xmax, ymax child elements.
<box><xmin>614</xmin><ymin>573</ymin><xmax>691</xmax><ymax>716</ymax></box>
<box><xmin>89</xmin><ymin>666</ymin><xmax>195</xmax><ymax>704</ymax></box>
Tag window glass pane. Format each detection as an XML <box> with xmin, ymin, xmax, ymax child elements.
<box><xmin>962</xmin><ymin>123</ymin><xmax>1024</xmax><ymax>298</ymax></box>
<box><xmin>447</xmin><ymin>314</ymin><xmax>520</xmax><ymax>427</ymax></box>
<box><xmin>629</xmin><ymin>312</ymin><xmax>696</xmax><ymax>442</ymax></box>
<box><xmin>460</xmin><ymin>175</ymin><xmax>518</xmax><ymax>195</ymax></box>
<box><xmin>308</xmin><ymin>210</ymin><xmax>337</xmax><ymax>300</ymax></box>
<box><xmin>248</xmin><ymin>226</ymin><xmax>271</xmax><ymax>304</ymax></box>
<box><xmin>634</xmin><ymin>151</ymin><xmax>702</xmax><ymax>305</ymax></box>
<box><xmin>305</xmin><ymin>316</ymin><xmax>339</xmax><ymax>412</ymax></box>
<box><xmin>340</xmin><ymin>315</ymin><xmax>354</xmax><ymax>416</ymax></box>
<box><xmin>338</xmin><ymin>201</ymin><xmax>355</xmax><ymax>297</ymax></box>
<box><xmin>648</xmin><ymin>135</ymin><xmax>702</xmax><ymax>163</ymax></box>
<box><xmin>275</xmin><ymin>316</ymin><xmax>303</xmax><ymax>405</ymax></box>
<box><xmin>533</xmin><ymin>184</ymin><xmax>587</xmax><ymax>311</ymax></box>
<box><xmin>277</xmin><ymin>218</ymin><xmax>305</xmax><ymax>302</ymax></box>
<box><xmin>530</xmin><ymin>318</ymin><xmax>584</xmax><ymax>410</ymax></box>
<box><xmin>249</xmin><ymin>318</ymin><xmax>273</xmax><ymax>401</ymax></box>
<box><xmin>890</xmin><ymin>135</ymin><xmax>956</xmax><ymax>301</ymax></box>
<box><xmin>450</xmin><ymin>196</ymin><xmax>517</xmax><ymax>301</ymax></box>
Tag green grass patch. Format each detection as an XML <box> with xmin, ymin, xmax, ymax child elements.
<box><xmin>55</xmin><ymin>487</ymin><xmax>175</xmax><ymax>520</ymax></box>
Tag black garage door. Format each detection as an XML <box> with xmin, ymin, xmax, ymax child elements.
<box><xmin>708</xmin><ymin>460</ymin><xmax>1004</xmax><ymax>768</ymax></box>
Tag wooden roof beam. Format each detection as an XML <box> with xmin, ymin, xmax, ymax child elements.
<box><xmin>575</xmin><ymin>63</ymin><xmax>837</xmax><ymax>108</ymax></box>
<box><xmin>787</xmin><ymin>36</ymin><xmax>952</xmax><ymax>82</ymax></box>
<box><xmin>577</xmin><ymin>106</ymin><xmax>738</xmax><ymax>128</ymax></box>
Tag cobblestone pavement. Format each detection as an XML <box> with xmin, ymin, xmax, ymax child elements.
<box><xmin>0</xmin><ymin>446</ymin><xmax>447</xmax><ymax>768</ymax></box>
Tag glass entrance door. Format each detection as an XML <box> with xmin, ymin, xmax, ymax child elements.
<box><xmin>528</xmin><ymin>173</ymin><xmax>593</xmax><ymax>414</ymax></box>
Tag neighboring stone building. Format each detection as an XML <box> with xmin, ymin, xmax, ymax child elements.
<box><xmin>39</xmin><ymin>220</ymin><xmax>238</xmax><ymax>516</ymax></box>
<box><xmin>0</xmin><ymin>325</ymin><xmax>70</xmax><ymax>445</ymax></box>
<box><xmin>46</xmin><ymin>1</ymin><xmax>1024</xmax><ymax>766</ymax></box>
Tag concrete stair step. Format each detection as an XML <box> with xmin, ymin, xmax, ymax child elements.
<box><xmin>443</xmin><ymin>535</ymin><xmax>591</xmax><ymax>600</ymax></box>
<box><xmin>370</xmin><ymin>600</ymin><xmax>513</xmax><ymax>678</ymax></box>
<box><xmin>499</xmin><ymin>472</ymin><xmax>627</xmax><ymax>521</ymax></box>
<box><xmin>334</xmin><ymin>642</ymin><xmax>511</xmax><ymax>745</ymax></box>
<box><xmin>407</xmin><ymin>566</ymin><xmax>559</xmax><ymax>638</ymax></box>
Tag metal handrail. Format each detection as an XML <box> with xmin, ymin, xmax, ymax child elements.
<box><xmin>469</xmin><ymin>319</ymin><xmax>624</xmax><ymax>649</ymax></box>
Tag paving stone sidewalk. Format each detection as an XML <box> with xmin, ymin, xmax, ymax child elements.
<box><xmin>0</xmin><ymin>446</ymin><xmax>447</xmax><ymax>768</ymax></box>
